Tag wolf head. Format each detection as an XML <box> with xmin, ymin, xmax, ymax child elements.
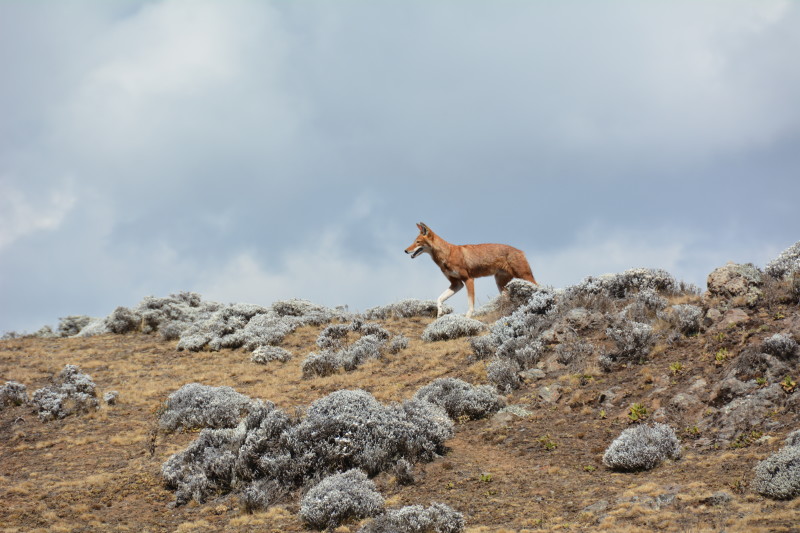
<box><xmin>405</xmin><ymin>222</ymin><xmax>434</xmax><ymax>259</ymax></box>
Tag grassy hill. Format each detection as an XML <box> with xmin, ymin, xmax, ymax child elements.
<box><xmin>1</xmin><ymin>249</ymin><xmax>800</xmax><ymax>532</ymax></box>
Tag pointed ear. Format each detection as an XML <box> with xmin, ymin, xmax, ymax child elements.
<box><xmin>417</xmin><ymin>222</ymin><xmax>430</xmax><ymax>236</ymax></box>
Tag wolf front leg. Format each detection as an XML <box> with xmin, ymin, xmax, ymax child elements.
<box><xmin>437</xmin><ymin>279</ymin><xmax>464</xmax><ymax>318</ymax></box>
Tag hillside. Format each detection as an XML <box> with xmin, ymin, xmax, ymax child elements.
<box><xmin>1</xmin><ymin>245</ymin><xmax>800</xmax><ymax>532</ymax></box>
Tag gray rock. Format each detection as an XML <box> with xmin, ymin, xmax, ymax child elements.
<box><xmin>709</xmin><ymin>378</ymin><xmax>755</xmax><ymax>407</ymax></box>
<box><xmin>700</xmin><ymin>490</ymin><xmax>733</xmax><ymax>506</ymax></box>
<box><xmin>706</xmin><ymin>262</ymin><xmax>763</xmax><ymax>305</ymax></box>
<box><xmin>669</xmin><ymin>393</ymin><xmax>702</xmax><ymax>412</ymax></box>
<box><xmin>537</xmin><ymin>384</ymin><xmax>562</xmax><ymax>404</ymax></box>
<box><xmin>582</xmin><ymin>500</ymin><xmax>609</xmax><ymax>514</ymax></box>
<box><xmin>519</xmin><ymin>368</ymin><xmax>546</xmax><ymax>381</ymax></box>
<box><xmin>103</xmin><ymin>390</ymin><xmax>119</xmax><ymax>405</ymax></box>
<box><xmin>711</xmin><ymin>308</ymin><xmax>750</xmax><ymax>331</ymax></box>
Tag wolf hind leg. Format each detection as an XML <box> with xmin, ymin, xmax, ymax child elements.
<box><xmin>495</xmin><ymin>271</ymin><xmax>514</xmax><ymax>293</ymax></box>
<box><xmin>465</xmin><ymin>278</ymin><xmax>475</xmax><ymax>318</ymax></box>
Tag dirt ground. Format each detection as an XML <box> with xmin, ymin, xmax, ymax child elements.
<box><xmin>2</xmin><ymin>307</ymin><xmax>800</xmax><ymax>532</ymax></box>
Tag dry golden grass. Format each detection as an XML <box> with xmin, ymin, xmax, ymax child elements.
<box><xmin>2</xmin><ymin>303</ymin><xmax>800</xmax><ymax>532</ymax></box>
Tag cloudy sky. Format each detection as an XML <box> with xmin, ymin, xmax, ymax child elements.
<box><xmin>2</xmin><ymin>0</ymin><xmax>799</xmax><ymax>332</ymax></box>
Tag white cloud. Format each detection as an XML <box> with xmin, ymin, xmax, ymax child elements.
<box><xmin>53</xmin><ymin>0</ymin><xmax>302</xmax><ymax>174</ymax></box>
<box><xmin>198</xmin><ymin>233</ymin><xmax>446</xmax><ymax>312</ymax></box>
<box><xmin>0</xmin><ymin>179</ymin><xmax>76</xmax><ymax>250</ymax></box>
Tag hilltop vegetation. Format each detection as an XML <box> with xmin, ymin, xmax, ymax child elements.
<box><xmin>1</xmin><ymin>241</ymin><xmax>799</xmax><ymax>532</ymax></box>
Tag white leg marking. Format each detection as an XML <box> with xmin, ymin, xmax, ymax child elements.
<box><xmin>437</xmin><ymin>287</ymin><xmax>459</xmax><ymax>317</ymax></box>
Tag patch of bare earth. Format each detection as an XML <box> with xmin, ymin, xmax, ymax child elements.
<box><xmin>2</xmin><ymin>302</ymin><xmax>800</xmax><ymax>532</ymax></box>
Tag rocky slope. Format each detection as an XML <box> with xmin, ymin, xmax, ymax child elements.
<box><xmin>1</xmin><ymin>242</ymin><xmax>799</xmax><ymax>532</ymax></box>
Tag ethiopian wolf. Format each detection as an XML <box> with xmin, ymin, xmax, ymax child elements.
<box><xmin>405</xmin><ymin>222</ymin><xmax>537</xmax><ymax>318</ymax></box>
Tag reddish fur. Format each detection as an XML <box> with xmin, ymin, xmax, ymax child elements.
<box><xmin>405</xmin><ymin>222</ymin><xmax>537</xmax><ymax>316</ymax></box>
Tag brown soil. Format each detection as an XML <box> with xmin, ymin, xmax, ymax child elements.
<box><xmin>2</xmin><ymin>302</ymin><xmax>800</xmax><ymax>532</ymax></box>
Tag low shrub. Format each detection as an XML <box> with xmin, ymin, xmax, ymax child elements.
<box><xmin>659</xmin><ymin>304</ymin><xmax>703</xmax><ymax>336</ymax></box>
<box><xmin>486</xmin><ymin>358</ymin><xmax>521</xmax><ymax>393</ymax></box>
<box><xmin>31</xmin><ymin>365</ymin><xmax>99</xmax><ymax>421</ymax></box>
<box><xmin>159</xmin><ymin>383</ymin><xmax>255</xmax><ymax>432</ymax></box>
<box><xmin>621</xmin><ymin>289</ymin><xmax>668</xmax><ymax>323</ymax></box>
<box><xmin>252</xmin><ymin>346</ymin><xmax>292</xmax><ymax>364</ymax></box>
<box><xmin>299</xmin><ymin>469</ymin><xmax>384</xmax><ymax>530</ymax></box>
<box><xmin>0</xmin><ymin>381</ymin><xmax>28</xmax><ymax>408</ymax></box>
<box><xmin>765</xmin><ymin>241</ymin><xmax>800</xmax><ymax>280</ymax></box>
<box><xmin>162</xmin><ymin>389</ymin><xmax>453</xmax><ymax>507</ymax></box>
<box><xmin>605</xmin><ymin>320</ymin><xmax>656</xmax><ymax>366</ymax></box>
<box><xmin>570</xmin><ymin>268</ymin><xmax>677</xmax><ymax>299</ymax></box>
<box><xmin>387</xmin><ymin>334</ymin><xmax>409</xmax><ymax>354</ymax></box>
<box><xmin>301</xmin><ymin>350</ymin><xmax>340</xmax><ymax>378</ymax></box>
<box><xmin>469</xmin><ymin>335</ymin><xmax>496</xmax><ymax>360</ymax></box>
<box><xmin>752</xmin><ymin>442</ymin><xmax>800</xmax><ymax>500</ymax></box>
<box><xmin>762</xmin><ymin>334</ymin><xmax>798</xmax><ymax>360</ymax></box>
<box><xmin>602</xmin><ymin>423</ymin><xmax>681</xmax><ymax>472</ymax></box>
<box><xmin>57</xmin><ymin>316</ymin><xmax>92</xmax><ymax>337</ymax></box>
<box><xmin>363</xmin><ymin>300</ymin><xmax>451</xmax><ymax>320</ymax></box>
<box><xmin>302</xmin><ymin>322</ymin><xmax>392</xmax><ymax>378</ymax></box>
<box><xmin>555</xmin><ymin>337</ymin><xmax>595</xmax><ymax>366</ymax></box>
<box><xmin>176</xmin><ymin>298</ymin><xmax>346</xmax><ymax>353</ymax></box>
<box><xmin>414</xmin><ymin>378</ymin><xmax>504</xmax><ymax>420</ymax></box>
<box><xmin>106</xmin><ymin>306</ymin><xmax>140</xmax><ymax>334</ymax></box>
<box><xmin>421</xmin><ymin>315</ymin><xmax>486</xmax><ymax>342</ymax></box>
<box><xmin>393</xmin><ymin>458</ymin><xmax>415</xmax><ymax>485</ymax></box>
<box><xmin>358</xmin><ymin>502</ymin><xmax>465</xmax><ymax>533</ymax></box>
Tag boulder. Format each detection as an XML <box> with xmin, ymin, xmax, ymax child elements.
<box><xmin>706</xmin><ymin>262</ymin><xmax>763</xmax><ymax>306</ymax></box>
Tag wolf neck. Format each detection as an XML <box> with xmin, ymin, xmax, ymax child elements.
<box><xmin>429</xmin><ymin>233</ymin><xmax>454</xmax><ymax>264</ymax></box>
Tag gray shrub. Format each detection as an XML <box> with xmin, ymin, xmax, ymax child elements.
<box><xmin>387</xmin><ymin>334</ymin><xmax>409</xmax><ymax>354</ymax></box>
<box><xmin>106</xmin><ymin>306</ymin><xmax>140</xmax><ymax>334</ymax></box>
<box><xmin>338</xmin><ymin>335</ymin><xmax>386</xmax><ymax>371</ymax></box>
<box><xmin>414</xmin><ymin>378</ymin><xmax>504</xmax><ymax>420</ymax></box>
<box><xmin>363</xmin><ymin>299</ymin><xmax>451</xmax><ymax>319</ymax></box>
<box><xmin>161</xmin><ymin>425</ymin><xmax>243</xmax><ymax>505</ymax></box>
<box><xmin>300</xmin><ymin>469</ymin><xmax>385</xmax><ymax>530</ymax></box>
<box><xmin>175</xmin><ymin>298</ymin><xmax>346</xmax><ymax>353</ymax></box>
<box><xmin>239</xmin><ymin>478</ymin><xmax>290</xmax><ymax>513</ymax></box>
<box><xmin>605</xmin><ymin>320</ymin><xmax>656</xmax><ymax>365</ymax></box>
<box><xmin>570</xmin><ymin>268</ymin><xmax>678</xmax><ymax>299</ymax></box>
<box><xmin>486</xmin><ymin>357</ymin><xmax>521</xmax><ymax>393</ymax></box>
<box><xmin>762</xmin><ymin>334</ymin><xmax>798</xmax><ymax>360</ymax></box>
<box><xmin>0</xmin><ymin>381</ymin><xmax>29</xmax><ymax>408</ymax></box>
<box><xmin>765</xmin><ymin>241</ymin><xmax>800</xmax><ymax>280</ymax></box>
<box><xmin>159</xmin><ymin>383</ymin><xmax>255</xmax><ymax>432</ymax></box>
<box><xmin>317</xmin><ymin>323</ymin><xmax>351</xmax><ymax>349</ymax></box>
<box><xmin>469</xmin><ymin>335</ymin><xmax>496</xmax><ymax>360</ymax></box>
<box><xmin>474</xmin><ymin>287</ymin><xmax>556</xmax><ymax>362</ymax></box>
<box><xmin>31</xmin><ymin>364</ymin><xmax>99</xmax><ymax>421</ymax></box>
<box><xmin>786</xmin><ymin>430</ymin><xmax>800</xmax><ymax>448</ymax></box>
<box><xmin>252</xmin><ymin>345</ymin><xmax>292</xmax><ymax>364</ymax></box>
<box><xmin>103</xmin><ymin>390</ymin><xmax>119</xmax><ymax>405</ymax></box>
<box><xmin>393</xmin><ymin>458</ymin><xmax>415</xmax><ymax>485</ymax></box>
<box><xmin>555</xmin><ymin>337</ymin><xmax>595</xmax><ymax>366</ymax></box>
<box><xmin>659</xmin><ymin>304</ymin><xmax>703</xmax><ymax>336</ymax></box>
<box><xmin>621</xmin><ymin>289</ymin><xmax>668</xmax><ymax>323</ymax></box>
<box><xmin>421</xmin><ymin>315</ymin><xmax>487</xmax><ymax>342</ymax></box>
<box><xmin>603</xmin><ymin>423</ymin><xmax>682</xmax><ymax>472</ymax></box>
<box><xmin>303</xmin><ymin>322</ymin><xmax>392</xmax><ymax>378</ymax></box>
<box><xmin>358</xmin><ymin>502</ymin><xmax>465</xmax><ymax>533</ymax></box>
<box><xmin>301</xmin><ymin>350</ymin><xmax>340</xmax><ymax>378</ymax></box>
<box><xmin>286</xmin><ymin>390</ymin><xmax>453</xmax><ymax>480</ymax></box>
<box><xmin>271</xmin><ymin>298</ymin><xmax>342</xmax><ymax>324</ymax></box>
<box><xmin>162</xmin><ymin>389</ymin><xmax>454</xmax><ymax>507</ymax></box>
<box><xmin>752</xmin><ymin>443</ymin><xmax>800</xmax><ymax>500</ymax></box>
<box><xmin>57</xmin><ymin>315</ymin><xmax>93</xmax><ymax>337</ymax></box>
